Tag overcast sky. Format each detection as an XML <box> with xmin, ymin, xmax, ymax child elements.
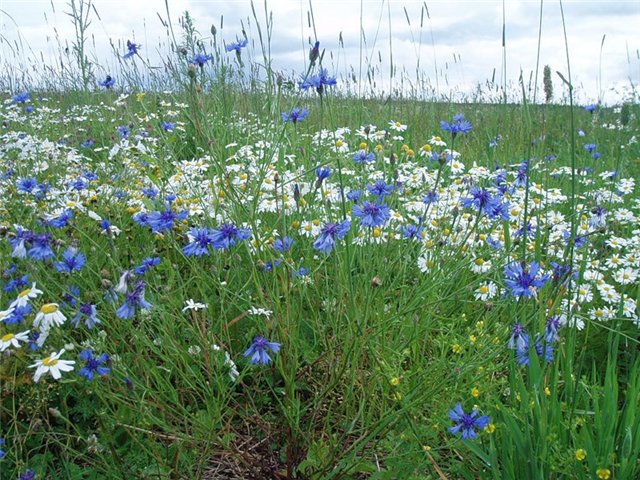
<box><xmin>1</xmin><ymin>0</ymin><xmax>638</xmax><ymax>103</ymax></box>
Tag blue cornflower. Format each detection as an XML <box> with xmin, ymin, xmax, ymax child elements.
<box><xmin>504</xmin><ymin>261</ymin><xmax>550</xmax><ymax>299</ymax></box>
<box><xmin>25</xmin><ymin>105</ymin><xmax>34</xmax><ymax>113</ymax></box>
<box><xmin>367</xmin><ymin>179</ymin><xmax>394</xmax><ymax>199</ymax></box>
<box><xmin>243</xmin><ymin>336</ymin><xmax>281</xmax><ymax>365</ymax></box>
<box><xmin>133</xmin><ymin>257</ymin><xmax>161</xmax><ymax>275</ymax></box>
<box><xmin>19</xmin><ymin>469</ymin><xmax>36</xmax><ymax>480</ymax></box>
<box><xmin>514</xmin><ymin>161</ymin><xmax>529</xmax><ymax>187</ymax></box>
<box><xmin>0</xmin><ymin>437</ymin><xmax>5</xmax><ymax>458</ymax></box>
<box><xmin>10</xmin><ymin>227</ymin><xmax>32</xmax><ymax>259</ymax></box>
<box><xmin>27</xmin><ymin>234</ymin><xmax>54</xmax><ymax>260</ymax></box>
<box><xmin>516</xmin><ymin>335</ymin><xmax>554</xmax><ymax>366</ymax></box>
<box><xmin>281</xmin><ymin>107</ymin><xmax>309</xmax><ymax>124</ymax></box>
<box><xmin>183</xmin><ymin>228</ymin><xmax>215</xmax><ymax>257</ymax></box>
<box><xmin>225</xmin><ymin>38</ymin><xmax>248</xmax><ymax>52</ymax></box>
<box><xmin>123</xmin><ymin>40</ymin><xmax>141</xmax><ymax>59</ymax></box>
<box><xmin>162</xmin><ymin>121</ymin><xmax>175</xmax><ymax>132</ymax></box>
<box><xmin>210</xmin><ymin>223</ymin><xmax>251</xmax><ymax>250</ymax></box>
<box><xmin>584</xmin><ymin>143</ymin><xmax>597</xmax><ymax>153</ymax></box>
<box><xmin>12</xmin><ymin>91</ymin><xmax>30</xmax><ymax>103</ymax></box>
<box><xmin>54</xmin><ymin>248</ymin><xmax>86</xmax><ymax>274</ymax></box>
<box><xmin>69</xmin><ymin>178</ymin><xmax>88</xmax><ymax>190</ymax></box>
<box><xmin>17</xmin><ymin>177</ymin><xmax>38</xmax><ymax>193</ymax></box>
<box><xmin>346</xmin><ymin>190</ymin><xmax>363</xmax><ymax>203</ymax></box>
<box><xmin>550</xmin><ymin>261</ymin><xmax>572</xmax><ymax>285</ymax></box>
<box><xmin>48</xmin><ymin>209</ymin><xmax>73</xmax><ymax>228</ymax></box>
<box><xmin>422</xmin><ymin>190</ymin><xmax>440</xmax><ymax>204</ymax></box>
<box><xmin>315</xmin><ymin>167</ymin><xmax>332</xmax><ymax>183</ymax></box>
<box><xmin>487</xmin><ymin>199</ymin><xmax>510</xmax><ymax>221</ymax></box>
<box><xmin>132</xmin><ymin>211</ymin><xmax>151</xmax><ymax>228</ymax></box>
<box><xmin>98</xmin><ymin>75</ymin><xmax>115</xmax><ymax>88</ymax></box>
<box><xmin>313</xmin><ymin>220</ymin><xmax>351</xmax><ymax>254</ymax></box>
<box><xmin>440</xmin><ymin>114</ymin><xmax>473</xmax><ymax>137</ymax></box>
<box><xmin>146</xmin><ymin>207</ymin><xmax>189</xmax><ymax>233</ymax></box>
<box><xmin>352</xmin><ymin>150</ymin><xmax>376</xmax><ymax>164</ymax></box>
<box><xmin>545</xmin><ymin>315</ymin><xmax>562</xmax><ymax>343</ymax></box>
<box><xmin>72</xmin><ymin>303</ymin><xmax>101</xmax><ymax>329</ymax></box>
<box><xmin>116</xmin><ymin>280</ymin><xmax>152</xmax><ymax>319</ymax></box>
<box><xmin>190</xmin><ymin>53</ymin><xmax>213</xmax><ymax>67</ymax></box>
<box><xmin>273</xmin><ymin>236</ymin><xmax>294</xmax><ymax>252</ymax></box>
<box><xmin>507</xmin><ymin>323</ymin><xmax>528</xmax><ymax>350</ymax></box>
<box><xmin>80</xmin><ymin>138</ymin><xmax>94</xmax><ymax>148</ymax></box>
<box><xmin>461</xmin><ymin>186</ymin><xmax>495</xmax><ymax>213</ymax></box>
<box><xmin>584</xmin><ymin>104</ymin><xmax>596</xmax><ymax>113</ymax></box>
<box><xmin>3</xmin><ymin>305</ymin><xmax>32</xmax><ymax>326</ymax></box>
<box><xmin>448</xmin><ymin>404</ymin><xmax>490</xmax><ymax>440</ymax></box>
<box><xmin>489</xmin><ymin>134</ymin><xmax>502</xmax><ymax>147</ymax></box>
<box><xmin>117</xmin><ymin>125</ymin><xmax>130</xmax><ymax>138</ymax></box>
<box><xmin>299</xmin><ymin>68</ymin><xmax>336</xmax><ymax>94</ymax></box>
<box><xmin>78</xmin><ymin>349</ymin><xmax>110</xmax><ymax>380</ymax></box>
<box><xmin>352</xmin><ymin>201</ymin><xmax>390</xmax><ymax>228</ymax></box>
<box><xmin>142</xmin><ymin>186</ymin><xmax>159</xmax><ymax>198</ymax></box>
<box><xmin>401</xmin><ymin>223</ymin><xmax>424</xmax><ymax>240</ymax></box>
<box><xmin>263</xmin><ymin>260</ymin><xmax>282</xmax><ymax>272</ymax></box>
<box><xmin>3</xmin><ymin>274</ymin><xmax>29</xmax><ymax>293</ymax></box>
<box><xmin>293</xmin><ymin>266</ymin><xmax>310</xmax><ymax>278</ymax></box>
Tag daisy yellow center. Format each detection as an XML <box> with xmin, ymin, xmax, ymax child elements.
<box><xmin>41</xmin><ymin>304</ymin><xmax>58</xmax><ymax>314</ymax></box>
<box><xmin>2</xmin><ymin>333</ymin><xmax>15</xmax><ymax>342</ymax></box>
<box><xmin>475</xmin><ymin>258</ymin><xmax>485</xmax><ymax>266</ymax></box>
<box><xmin>479</xmin><ymin>286</ymin><xmax>489</xmax><ymax>294</ymax></box>
<box><xmin>42</xmin><ymin>356</ymin><xmax>59</xmax><ymax>367</ymax></box>
<box><xmin>395</xmin><ymin>122</ymin><xmax>402</xmax><ymax>127</ymax></box>
<box><xmin>18</xmin><ymin>288</ymin><xmax>32</xmax><ymax>298</ymax></box>
<box><xmin>335</xmin><ymin>140</ymin><xmax>344</xmax><ymax>148</ymax></box>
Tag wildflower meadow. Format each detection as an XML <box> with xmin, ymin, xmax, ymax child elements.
<box><xmin>0</xmin><ymin>1</ymin><xmax>639</xmax><ymax>479</ymax></box>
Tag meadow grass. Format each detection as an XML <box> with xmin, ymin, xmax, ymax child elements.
<box><xmin>1</xmin><ymin>3</ymin><xmax>639</xmax><ymax>479</ymax></box>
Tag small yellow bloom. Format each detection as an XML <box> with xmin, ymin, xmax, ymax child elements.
<box><xmin>544</xmin><ymin>386</ymin><xmax>551</xmax><ymax>396</ymax></box>
<box><xmin>484</xmin><ymin>423</ymin><xmax>495</xmax><ymax>434</ymax></box>
<box><xmin>452</xmin><ymin>343</ymin><xmax>463</xmax><ymax>354</ymax></box>
<box><xmin>471</xmin><ymin>387</ymin><xmax>480</xmax><ymax>397</ymax></box>
<box><xmin>422</xmin><ymin>444</ymin><xmax>431</xmax><ymax>451</ymax></box>
<box><xmin>359</xmin><ymin>142</ymin><xmax>367</xmax><ymax>150</ymax></box>
<box><xmin>469</xmin><ymin>335</ymin><xmax>477</xmax><ymax>344</ymax></box>
<box><xmin>136</xmin><ymin>92</ymin><xmax>146</xmax><ymax>102</ymax></box>
<box><xmin>575</xmin><ymin>449</ymin><xmax>586</xmax><ymax>461</ymax></box>
<box><xmin>390</xmin><ymin>377</ymin><xmax>400</xmax><ymax>386</ymax></box>
<box><xmin>596</xmin><ymin>468</ymin><xmax>610</xmax><ymax>479</ymax></box>
<box><xmin>393</xmin><ymin>392</ymin><xmax>403</xmax><ymax>401</ymax></box>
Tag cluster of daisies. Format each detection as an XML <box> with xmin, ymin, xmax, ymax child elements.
<box><xmin>0</xmin><ymin>95</ymin><xmax>638</xmax><ymax>452</ymax></box>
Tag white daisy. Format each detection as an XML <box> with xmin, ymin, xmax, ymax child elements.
<box><xmin>29</xmin><ymin>349</ymin><xmax>76</xmax><ymax>382</ymax></box>
<box><xmin>0</xmin><ymin>330</ymin><xmax>30</xmax><ymax>352</ymax></box>
<box><xmin>33</xmin><ymin>304</ymin><xmax>67</xmax><ymax>330</ymax></box>
<box><xmin>10</xmin><ymin>283</ymin><xmax>43</xmax><ymax>309</ymax></box>
<box><xmin>182</xmin><ymin>299</ymin><xmax>208</xmax><ymax>312</ymax></box>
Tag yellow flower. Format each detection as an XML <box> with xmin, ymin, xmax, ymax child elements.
<box><xmin>136</xmin><ymin>92</ymin><xmax>146</xmax><ymax>102</ymax></box>
<box><xmin>484</xmin><ymin>423</ymin><xmax>496</xmax><ymax>434</ymax></box>
<box><xmin>596</xmin><ymin>468</ymin><xmax>610</xmax><ymax>479</ymax></box>
<box><xmin>471</xmin><ymin>387</ymin><xmax>480</xmax><ymax>398</ymax></box>
<box><xmin>575</xmin><ymin>449</ymin><xmax>586</xmax><ymax>461</ymax></box>
<box><xmin>452</xmin><ymin>343</ymin><xmax>463</xmax><ymax>354</ymax></box>
<box><xmin>390</xmin><ymin>377</ymin><xmax>400</xmax><ymax>386</ymax></box>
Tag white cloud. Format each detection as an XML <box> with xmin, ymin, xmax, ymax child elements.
<box><xmin>0</xmin><ymin>0</ymin><xmax>637</xmax><ymax>103</ymax></box>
